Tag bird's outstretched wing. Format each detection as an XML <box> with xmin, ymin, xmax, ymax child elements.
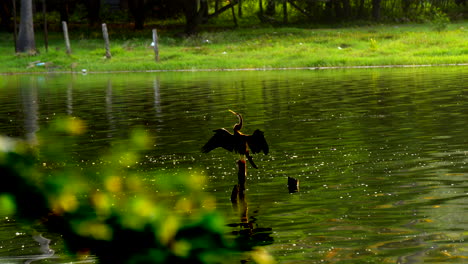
<box><xmin>247</xmin><ymin>129</ymin><xmax>269</xmax><ymax>155</ymax></box>
<box><xmin>201</xmin><ymin>128</ymin><xmax>235</xmax><ymax>153</ymax></box>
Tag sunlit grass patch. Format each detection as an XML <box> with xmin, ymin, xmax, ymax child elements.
<box><xmin>1</xmin><ymin>21</ymin><xmax>467</xmax><ymax>73</ymax></box>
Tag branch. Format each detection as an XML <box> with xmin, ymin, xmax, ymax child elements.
<box><xmin>207</xmin><ymin>0</ymin><xmax>239</xmax><ymax>19</ymax></box>
<box><xmin>287</xmin><ymin>0</ymin><xmax>313</xmax><ymax>19</ymax></box>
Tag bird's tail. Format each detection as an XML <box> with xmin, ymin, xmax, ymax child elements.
<box><xmin>246</xmin><ymin>153</ymin><xmax>258</xmax><ymax>169</ymax></box>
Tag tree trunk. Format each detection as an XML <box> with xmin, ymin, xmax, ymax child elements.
<box><xmin>265</xmin><ymin>0</ymin><xmax>275</xmax><ymax>16</ymax></box>
<box><xmin>357</xmin><ymin>0</ymin><xmax>365</xmax><ymax>19</ymax></box>
<box><xmin>231</xmin><ymin>2</ymin><xmax>238</xmax><ymax>27</ymax></box>
<box><xmin>13</xmin><ymin>0</ymin><xmax>17</xmax><ymax>52</ymax></box>
<box><xmin>129</xmin><ymin>0</ymin><xmax>145</xmax><ymax>29</ymax></box>
<box><xmin>372</xmin><ymin>0</ymin><xmax>382</xmax><ymax>21</ymax></box>
<box><xmin>59</xmin><ymin>0</ymin><xmax>69</xmax><ymax>23</ymax></box>
<box><xmin>342</xmin><ymin>0</ymin><xmax>351</xmax><ymax>19</ymax></box>
<box><xmin>201</xmin><ymin>0</ymin><xmax>208</xmax><ymax>21</ymax></box>
<box><xmin>86</xmin><ymin>0</ymin><xmax>100</xmax><ymax>27</ymax></box>
<box><xmin>42</xmin><ymin>0</ymin><xmax>48</xmax><ymax>52</ymax></box>
<box><xmin>324</xmin><ymin>0</ymin><xmax>333</xmax><ymax>21</ymax></box>
<box><xmin>16</xmin><ymin>0</ymin><xmax>36</xmax><ymax>54</ymax></box>
<box><xmin>183</xmin><ymin>0</ymin><xmax>239</xmax><ymax>34</ymax></box>
<box><xmin>238</xmin><ymin>0</ymin><xmax>242</xmax><ymax>17</ymax></box>
<box><xmin>182</xmin><ymin>0</ymin><xmax>199</xmax><ymax>34</ymax></box>
<box><xmin>283</xmin><ymin>0</ymin><xmax>287</xmax><ymax>24</ymax></box>
<box><xmin>333</xmin><ymin>0</ymin><xmax>343</xmax><ymax>20</ymax></box>
<box><xmin>0</xmin><ymin>0</ymin><xmax>13</xmax><ymax>31</ymax></box>
<box><xmin>287</xmin><ymin>0</ymin><xmax>313</xmax><ymax>20</ymax></box>
<box><xmin>183</xmin><ymin>0</ymin><xmax>211</xmax><ymax>34</ymax></box>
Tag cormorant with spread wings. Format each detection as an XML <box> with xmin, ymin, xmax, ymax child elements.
<box><xmin>202</xmin><ymin>110</ymin><xmax>269</xmax><ymax>169</ymax></box>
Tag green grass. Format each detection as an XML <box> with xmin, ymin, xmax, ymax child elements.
<box><xmin>1</xmin><ymin>21</ymin><xmax>467</xmax><ymax>74</ymax></box>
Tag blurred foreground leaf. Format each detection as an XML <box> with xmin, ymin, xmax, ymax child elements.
<box><xmin>0</xmin><ymin>117</ymin><xmax>265</xmax><ymax>263</ymax></box>
<box><xmin>0</xmin><ymin>194</ymin><xmax>16</xmax><ymax>215</ymax></box>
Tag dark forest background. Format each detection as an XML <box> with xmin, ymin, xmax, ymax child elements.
<box><xmin>1</xmin><ymin>0</ymin><xmax>466</xmax><ymax>35</ymax></box>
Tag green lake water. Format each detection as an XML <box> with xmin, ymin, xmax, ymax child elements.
<box><xmin>0</xmin><ymin>67</ymin><xmax>466</xmax><ymax>263</ymax></box>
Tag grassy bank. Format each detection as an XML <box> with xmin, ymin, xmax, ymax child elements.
<box><xmin>1</xmin><ymin>22</ymin><xmax>467</xmax><ymax>74</ymax></box>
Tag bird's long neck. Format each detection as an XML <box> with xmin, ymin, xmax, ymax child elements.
<box><xmin>233</xmin><ymin>113</ymin><xmax>243</xmax><ymax>133</ymax></box>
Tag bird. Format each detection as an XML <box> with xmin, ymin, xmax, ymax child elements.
<box><xmin>202</xmin><ymin>110</ymin><xmax>269</xmax><ymax>169</ymax></box>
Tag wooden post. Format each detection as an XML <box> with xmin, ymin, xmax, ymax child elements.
<box><xmin>62</xmin><ymin>21</ymin><xmax>71</xmax><ymax>54</ymax></box>
<box><xmin>102</xmin><ymin>23</ymin><xmax>111</xmax><ymax>59</ymax></box>
<box><xmin>42</xmin><ymin>0</ymin><xmax>48</xmax><ymax>52</ymax></box>
<box><xmin>152</xmin><ymin>29</ymin><xmax>159</xmax><ymax>62</ymax></box>
<box><xmin>12</xmin><ymin>0</ymin><xmax>18</xmax><ymax>52</ymax></box>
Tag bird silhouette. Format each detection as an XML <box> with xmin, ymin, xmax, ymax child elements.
<box><xmin>202</xmin><ymin>110</ymin><xmax>268</xmax><ymax>169</ymax></box>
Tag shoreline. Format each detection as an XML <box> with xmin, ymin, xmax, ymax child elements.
<box><xmin>1</xmin><ymin>63</ymin><xmax>467</xmax><ymax>76</ymax></box>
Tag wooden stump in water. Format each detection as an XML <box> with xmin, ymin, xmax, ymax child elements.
<box><xmin>288</xmin><ymin>176</ymin><xmax>299</xmax><ymax>193</ymax></box>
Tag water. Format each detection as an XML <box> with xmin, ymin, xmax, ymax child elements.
<box><xmin>0</xmin><ymin>67</ymin><xmax>466</xmax><ymax>263</ymax></box>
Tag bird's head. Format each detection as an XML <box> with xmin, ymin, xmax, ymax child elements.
<box><xmin>229</xmin><ymin>110</ymin><xmax>243</xmax><ymax>132</ymax></box>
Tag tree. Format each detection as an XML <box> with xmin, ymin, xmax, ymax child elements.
<box><xmin>265</xmin><ymin>0</ymin><xmax>276</xmax><ymax>16</ymax></box>
<box><xmin>59</xmin><ymin>0</ymin><xmax>71</xmax><ymax>23</ymax></box>
<box><xmin>180</xmin><ymin>0</ymin><xmax>202</xmax><ymax>34</ymax></box>
<box><xmin>180</xmin><ymin>0</ymin><xmax>239</xmax><ymax>35</ymax></box>
<box><xmin>372</xmin><ymin>0</ymin><xmax>382</xmax><ymax>20</ymax></box>
<box><xmin>129</xmin><ymin>0</ymin><xmax>146</xmax><ymax>30</ymax></box>
<box><xmin>0</xmin><ymin>0</ymin><xmax>13</xmax><ymax>31</ymax></box>
<box><xmin>342</xmin><ymin>0</ymin><xmax>351</xmax><ymax>19</ymax></box>
<box><xmin>16</xmin><ymin>0</ymin><xmax>36</xmax><ymax>54</ymax></box>
<box><xmin>85</xmin><ymin>0</ymin><xmax>100</xmax><ymax>27</ymax></box>
<box><xmin>357</xmin><ymin>0</ymin><xmax>366</xmax><ymax>19</ymax></box>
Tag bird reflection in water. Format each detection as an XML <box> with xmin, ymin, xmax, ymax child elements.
<box><xmin>229</xmin><ymin>160</ymin><xmax>274</xmax><ymax>252</ymax></box>
<box><xmin>202</xmin><ymin>110</ymin><xmax>273</xmax><ymax>252</ymax></box>
<box><xmin>24</xmin><ymin>234</ymin><xmax>55</xmax><ymax>264</ymax></box>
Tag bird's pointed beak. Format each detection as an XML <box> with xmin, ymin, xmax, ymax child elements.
<box><xmin>228</xmin><ymin>109</ymin><xmax>237</xmax><ymax>115</ymax></box>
